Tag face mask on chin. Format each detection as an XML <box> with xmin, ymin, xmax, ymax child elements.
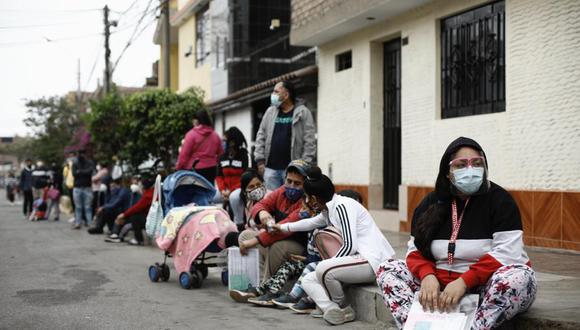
<box><xmin>451</xmin><ymin>167</ymin><xmax>484</xmax><ymax>195</ymax></box>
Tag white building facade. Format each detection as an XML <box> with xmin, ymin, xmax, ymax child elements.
<box><xmin>291</xmin><ymin>0</ymin><xmax>580</xmax><ymax>250</ymax></box>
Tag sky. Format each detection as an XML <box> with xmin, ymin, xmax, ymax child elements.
<box><xmin>0</xmin><ymin>0</ymin><xmax>159</xmax><ymax>137</ymax></box>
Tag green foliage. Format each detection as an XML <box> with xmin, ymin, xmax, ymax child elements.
<box><xmin>87</xmin><ymin>87</ymin><xmax>205</xmax><ymax>172</ymax></box>
<box><xmin>86</xmin><ymin>90</ymin><xmax>126</xmax><ymax>162</ymax></box>
<box><xmin>20</xmin><ymin>96</ymin><xmax>81</xmax><ymax>164</ymax></box>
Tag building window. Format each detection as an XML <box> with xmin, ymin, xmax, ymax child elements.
<box><xmin>196</xmin><ymin>4</ymin><xmax>211</xmax><ymax>67</ymax></box>
<box><xmin>441</xmin><ymin>1</ymin><xmax>505</xmax><ymax>119</ymax></box>
<box><xmin>335</xmin><ymin>50</ymin><xmax>352</xmax><ymax>72</ymax></box>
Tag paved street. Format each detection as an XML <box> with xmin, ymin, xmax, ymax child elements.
<box><xmin>0</xmin><ymin>197</ymin><xmax>381</xmax><ymax>330</ymax></box>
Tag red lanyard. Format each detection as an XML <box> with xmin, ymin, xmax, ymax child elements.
<box><xmin>447</xmin><ymin>198</ymin><xmax>470</xmax><ymax>266</ymax></box>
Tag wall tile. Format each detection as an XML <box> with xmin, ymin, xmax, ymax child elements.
<box><xmin>510</xmin><ymin>190</ymin><xmax>534</xmax><ymax>236</ymax></box>
<box><xmin>532</xmin><ymin>191</ymin><xmax>562</xmax><ymax>240</ymax></box>
<box><xmin>561</xmin><ymin>241</ymin><xmax>580</xmax><ymax>252</ymax></box>
<box><xmin>562</xmin><ymin>192</ymin><xmax>580</xmax><ymax>242</ymax></box>
<box><xmin>533</xmin><ymin>237</ymin><xmax>562</xmax><ymax>249</ymax></box>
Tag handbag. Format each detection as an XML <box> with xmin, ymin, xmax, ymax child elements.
<box><xmin>314</xmin><ymin>226</ymin><xmax>344</xmax><ymax>259</ymax></box>
<box><xmin>47</xmin><ymin>187</ymin><xmax>60</xmax><ymax>200</ymax></box>
<box><xmin>145</xmin><ymin>174</ymin><xmax>164</xmax><ymax>238</ymax></box>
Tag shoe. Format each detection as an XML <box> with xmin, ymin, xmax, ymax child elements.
<box><xmin>127</xmin><ymin>238</ymin><xmax>143</xmax><ymax>246</ymax></box>
<box><xmin>68</xmin><ymin>217</ymin><xmax>75</xmax><ymax>224</ymax></box>
<box><xmin>323</xmin><ymin>305</ymin><xmax>355</xmax><ymax>325</ymax></box>
<box><xmin>108</xmin><ymin>233</ymin><xmax>119</xmax><ymax>239</ymax></box>
<box><xmin>310</xmin><ymin>306</ymin><xmax>323</xmax><ymax>318</ymax></box>
<box><xmin>272</xmin><ymin>293</ymin><xmax>299</xmax><ymax>309</ymax></box>
<box><xmin>229</xmin><ymin>286</ymin><xmax>259</xmax><ymax>303</ymax></box>
<box><xmin>247</xmin><ymin>292</ymin><xmax>281</xmax><ymax>307</ymax></box>
<box><xmin>53</xmin><ymin>217</ymin><xmax>59</xmax><ymax>221</ymax></box>
<box><xmin>289</xmin><ymin>298</ymin><xmax>316</xmax><ymax>314</ymax></box>
<box><xmin>87</xmin><ymin>227</ymin><xmax>103</xmax><ymax>234</ymax></box>
<box><xmin>104</xmin><ymin>237</ymin><xmax>122</xmax><ymax>243</ymax></box>
<box><xmin>72</xmin><ymin>224</ymin><xmax>81</xmax><ymax>230</ymax></box>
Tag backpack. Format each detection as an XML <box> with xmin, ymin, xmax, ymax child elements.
<box><xmin>313</xmin><ymin>226</ymin><xmax>344</xmax><ymax>259</ymax></box>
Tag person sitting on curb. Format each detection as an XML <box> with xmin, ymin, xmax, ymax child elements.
<box><xmin>228</xmin><ymin>169</ymin><xmax>268</xmax><ymax>231</ymax></box>
<box><xmin>104</xmin><ymin>174</ymin><xmax>154</xmax><ymax>245</ymax></box>
<box><xmin>375</xmin><ymin>137</ymin><xmax>537</xmax><ymax>330</ymax></box>
<box><xmin>272</xmin><ymin>166</ymin><xmax>396</xmax><ymax>326</ymax></box>
<box><xmin>237</xmin><ymin>159</ymin><xmax>311</xmax><ymax>282</ymax></box>
<box><xmin>88</xmin><ymin>178</ymin><xmax>140</xmax><ymax>235</ymax></box>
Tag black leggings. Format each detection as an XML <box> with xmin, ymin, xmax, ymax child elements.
<box><xmin>196</xmin><ymin>166</ymin><xmax>217</xmax><ymax>184</ymax></box>
<box><xmin>129</xmin><ymin>214</ymin><xmax>146</xmax><ymax>243</ymax></box>
<box><xmin>23</xmin><ymin>190</ymin><xmax>33</xmax><ymax>216</ymax></box>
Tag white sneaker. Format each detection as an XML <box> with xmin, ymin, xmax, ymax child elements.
<box><xmin>323</xmin><ymin>305</ymin><xmax>355</xmax><ymax>325</ymax></box>
<box><xmin>310</xmin><ymin>307</ymin><xmax>323</xmax><ymax>318</ymax></box>
<box><xmin>68</xmin><ymin>217</ymin><xmax>75</xmax><ymax>224</ymax></box>
<box><xmin>108</xmin><ymin>233</ymin><xmax>119</xmax><ymax>239</ymax></box>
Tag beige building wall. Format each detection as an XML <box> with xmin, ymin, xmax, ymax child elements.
<box><xmin>177</xmin><ymin>15</ymin><xmax>212</xmax><ymax>100</ymax></box>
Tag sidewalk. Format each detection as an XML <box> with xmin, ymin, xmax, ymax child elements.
<box><xmin>346</xmin><ymin>230</ymin><xmax>580</xmax><ymax>329</ymax></box>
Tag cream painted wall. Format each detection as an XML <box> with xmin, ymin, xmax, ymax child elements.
<box><xmin>177</xmin><ymin>16</ymin><xmax>212</xmax><ymax>100</ymax></box>
<box><xmin>222</xmin><ymin>107</ymin><xmax>253</xmax><ymax>149</ymax></box>
<box><xmin>316</xmin><ymin>0</ymin><xmax>580</xmax><ymax>198</ymax></box>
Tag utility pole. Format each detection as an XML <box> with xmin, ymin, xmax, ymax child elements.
<box><xmin>103</xmin><ymin>5</ymin><xmax>112</xmax><ymax>94</ymax></box>
<box><xmin>161</xmin><ymin>0</ymin><xmax>170</xmax><ymax>89</ymax></box>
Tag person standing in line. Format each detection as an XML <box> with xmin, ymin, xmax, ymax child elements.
<box><xmin>254</xmin><ymin>81</ymin><xmax>316</xmax><ymax>191</ymax></box>
<box><xmin>216</xmin><ymin>127</ymin><xmax>249</xmax><ymax>206</ymax></box>
<box><xmin>19</xmin><ymin>158</ymin><xmax>34</xmax><ymax>218</ymax></box>
<box><xmin>72</xmin><ymin>149</ymin><xmax>94</xmax><ymax>229</ymax></box>
<box><xmin>31</xmin><ymin>161</ymin><xmax>50</xmax><ymax>199</ymax></box>
<box><xmin>175</xmin><ymin>109</ymin><xmax>223</xmax><ymax>184</ymax></box>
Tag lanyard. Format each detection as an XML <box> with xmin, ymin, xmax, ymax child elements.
<box><xmin>447</xmin><ymin>198</ymin><xmax>470</xmax><ymax>266</ymax></box>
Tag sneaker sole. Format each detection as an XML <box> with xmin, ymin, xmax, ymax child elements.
<box><xmin>272</xmin><ymin>301</ymin><xmax>295</xmax><ymax>309</ymax></box>
<box><xmin>324</xmin><ymin>309</ymin><xmax>346</xmax><ymax>325</ymax></box>
<box><xmin>229</xmin><ymin>290</ymin><xmax>253</xmax><ymax>303</ymax></box>
<box><xmin>289</xmin><ymin>306</ymin><xmax>315</xmax><ymax>314</ymax></box>
<box><xmin>247</xmin><ymin>299</ymin><xmax>275</xmax><ymax>307</ymax></box>
<box><xmin>310</xmin><ymin>312</ymin><xmax>323</xmax><ymax>319</ymax></box>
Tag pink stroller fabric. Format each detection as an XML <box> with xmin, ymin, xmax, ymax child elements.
<box><xmin>156</xmin><ymin>206</ymin><xmax>237</xmax><ymax>273</ymax></box>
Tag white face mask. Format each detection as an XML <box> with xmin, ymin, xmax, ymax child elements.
<box><xmin>130</xmin><ymin>184</ymin><xmax>141</xmax><ymax>193</ymax></box>
<box><xmin>452</xmin><ymin>167</ymin><xmax>484</xmax><ymax>195</ymax></box>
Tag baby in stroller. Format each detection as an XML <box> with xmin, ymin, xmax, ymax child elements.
<box><xmin>147</xmin><ymin>168</ymin><xmax>239</xmax><ymax>289</ymax></box>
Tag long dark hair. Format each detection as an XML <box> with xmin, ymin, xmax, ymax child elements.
<box><xmin>224</xmin><ymin>126</ymin><xmax>247</xmax><ymax>150</ymax></box>
<box><xmin>240</xmin><ymin>169</ymin><xmax>263</xmax><ymax>206</ymax></box>
<box><xmin>413</xmin><ymin>137</ymin><xmax>490</xmax><ymax>261</ymax></box>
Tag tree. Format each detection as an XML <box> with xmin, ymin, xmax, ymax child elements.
<box><xmin>86</xmin><ymin>89</ymin><xmax>126</xmax><ymax>162</ymax></box>
<box><xmin>21</xmin><ymin>96</ymin><xmax>81</xmax><ymax>164</ymax></box>
<box><xmin>120</xmin><ymin>87</ymin><xmax>205</xmax><ymax>171</ymax></box>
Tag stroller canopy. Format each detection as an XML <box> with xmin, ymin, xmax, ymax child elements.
<box><xmin>162</xmin><ymin>170</ymin><xmax>216</xmax><ymax>214</ymax></box>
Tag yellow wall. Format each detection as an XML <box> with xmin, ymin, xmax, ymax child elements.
<box><xmin>177</xmin><ymin>14</ymin><xmax>211</xmax><ymax>100</ymax></box>
<box><xmin>157</xmin><ymin>45</ymin><xmax>179</xmax><ymax>91</ymax></box>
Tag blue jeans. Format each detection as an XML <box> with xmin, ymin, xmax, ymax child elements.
<box><xmin>73</xmin><ymin>187</ymin><xmax>93</xmax><ymax>226</ymax></box>
<box><xmin>264</xmin><ymin>168</ymin><xmax>285</xmax><ymax>191</ymax></box>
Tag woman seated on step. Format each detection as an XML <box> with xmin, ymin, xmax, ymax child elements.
<box><xmin>272</xmin><ymin>166</ymin><xmax>396</xmax><ymax>326</ymax></box>
<box><xmin>375</xmin><ymin>137</ymin><xmax>537</xmax><ymax>330</ymax></box>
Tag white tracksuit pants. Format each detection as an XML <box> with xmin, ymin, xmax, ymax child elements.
<box><xmin>302</xmin><ymin>255</ymin><xmax>375</xmax><ymax>312</ymax></box>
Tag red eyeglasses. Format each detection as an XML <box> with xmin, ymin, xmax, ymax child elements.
<box><xmin>449</xmin><ymin>156</ymin><xmax>486</xmax><ymax>170</ymax></box>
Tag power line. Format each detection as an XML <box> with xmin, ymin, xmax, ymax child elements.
<box><xmin>0</xmin><ymin>32</ymin><xmax>102</xmax><ymax>48</ymax></box>
<box><xmin>0</xmin><ymin>8</ymin><xmax>100</xmax><ymax>13</ymax></box>
<box><xmin>0</xmin><ymin>21</ymin><xmax>86</xmax><ymax>30</ymax></box>
<box><xmin>111</xmin><ymin>0</ymin><xmax>157</xmax><ymax>74</ymax></box>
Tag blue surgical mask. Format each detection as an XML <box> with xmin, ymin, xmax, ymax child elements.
<box><xmin>270</xmin><ymin>93</ymin><xmax>282</xmax><ymax>107</ymax></box>
<box><xmin>452</xmin><ymin>167</ymin><xmax>484</xmax><ymax>195</ymax></box>
<box><xmin>284</xmin><ymin>186</ymin><xmax>304</xmax><ymax>202</ymax></box>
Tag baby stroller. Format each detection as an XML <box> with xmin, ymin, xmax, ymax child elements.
<box><xmin>147</xmin><ymin>169</ymin><xmax>238</xmax><ymax>289</ymax></box>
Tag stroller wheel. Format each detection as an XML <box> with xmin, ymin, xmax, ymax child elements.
<box><xmin>199</xmin><ymin>264</ymin><xmax>209</xmax><ymax>279</ymax></box>
<box><xmin>221</xmin><ymin>270</ymin><xmax>228</xmax><ymax>286</ymax></box>
<box><xmin>160</xmin><ymin>264</ymin><xmax>170</xmax><ymax>282</ymax></box>
<box><xmin>192</xmin><ymin>270</ymin><xmax>203</xmax><ymax>289</ymax></box>
<box><xmin>179</xmin><ymin>272</ymin><xmax>193</xmax><ymax>289</ymax></box>
<box><xmin>148</xmin><ymin>265</ymin><xmax>160</xmax><ymax>283</ymax></box>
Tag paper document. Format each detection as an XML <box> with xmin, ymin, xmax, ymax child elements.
<box><xmin>403</xmin><ymin>293</ymin><xmax>479</xmax><ymax>330</ymax></box>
